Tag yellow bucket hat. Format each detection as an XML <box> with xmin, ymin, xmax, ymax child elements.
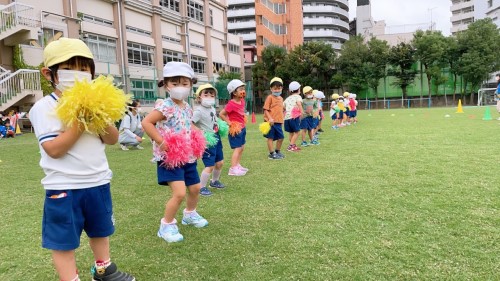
<box><xmin>302</xmin><ymin>86</ymin><xmax>313</xmax><ymax>94</ymax></box>
<box><xmin>195</xmin><ymin>83</ymin><xmax>218</xmax><ymax>97</ymax></box>
<box><xmin>43</xmin><ymin>38</ymin><xmax>94</xmax><ymax>67</ymax></box>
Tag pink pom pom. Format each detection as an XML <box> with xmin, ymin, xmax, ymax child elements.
<box><xmin>158</xmin><ymin>130</ymin><xmax>191</xmax><ymax>169</ymax></box>
<box><xmin>291</xmin><ymin>107</ymin><xmax>302</xmax><ymax>118</ymax></box>
<box><xmin>190</xmin><ymin>129</ymin><xmax>207</xmax><ymax>159</ymax></box>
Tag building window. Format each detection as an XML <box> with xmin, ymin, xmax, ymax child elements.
<box><xmin>85</xmin><ymin>34</ymin><xmax>117</xmax><ymax>63</ymax></box>
<box><xmin>131</xmin><ymin>79</ymin><xmax>156</xmax><ymax>99</ymax></box>
<box><xmin>81</xmin><ymin>14</ymin><xmax>113</xmax><ymax>27</ymax></box>
<box><xmin>127</xmin><ymin>42</ymin><xmax>154</xmax><ymax>66</ymax></box>
<box><xmin>191</xmin><ymin>55</ymin><xmax>206</xmax><ymax>74</ymax></box>
<box><xmin>162</xmin><ymin>35</ymin><xmax>181</xmax><ymax>43</ymax></box>
<box><xmin>159</xmin><ymin>0</ymin><xmax>180</xmax><ymax>12</ymax></box>
<box><xmin>213</xmin><ymin>62</ymin><xmax>224</xmax><ymax>73</ymax></box>
<box><xmin>261</xmin><ymin>0</ymin><xmax>285</xmax><ymax>14</ymax></box>
<box><xmin>229</xmin><ymin>43</ymin><xmax>240</xmax><ymax>54</ymax></box>
<box><xmin>38</xmin><ymin>28</ymin><xmax>63</xmax><ymax>47</ymax></box>
<box><xmin>210</xmin><ymin>9</ymin><xmax>213</xmax><ymax>26</ymax></box>
<box><xmin>261</xmin><ymin>16</ymin><xmax>287</xmax><ymax>35</ymax></box>
<box><xmin>126</xmin><ymin>26</ymin><xmax>152</xmax><ymax>36</ymax></box>
<box><xmin>229</xmin><ymin>66</ymin><xmax>240</xmax><ymax>73</ymax></box>
<box><xmin>190</xmin><ymin>43</ymin><xmax>205</xmax><ymax>49</ymax></box>
<box><xmin>163</xmin><ymin>49</ymin><xmax>183</xmax><ymax>64</ymax></box>
<box><xmin>187</xmin><ymin>0</ymin><xmax>204</xmax><ymax>22</ymax></box>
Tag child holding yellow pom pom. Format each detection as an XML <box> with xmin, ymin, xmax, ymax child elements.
<box><xmin>192</xmin><ymin>84</ymin><xmax>226</xmax><ymax>197</ymax></box>
<box><xmin>28</xmin><ymin>38</ymin><xmax>135</xmax><ymax>281</ymax></box>
<box><xmin>263</xmin><ymin>77</ymin><xmax>286</xmax><ymax>160</ymax></box>
<box><xmin>142</xmin><ymin>62</ymin><xmax>208</xmax><ymax>244</ymax></box>
<box><xmin>219</xmin><ymin>79</ymin><xmax>248</xmax><ymax>176</ymax></box>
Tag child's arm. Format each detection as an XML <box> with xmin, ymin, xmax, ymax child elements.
<box><xmin>219</xmin><ymin>108</ymin><xmax>229</xmax><ymax>123</ymax></box>
<box><xmin>99</xmin><ymin>125</ymin><xmax>119</xmax><ymax>145</ymax></box>
<box><xmin>41</xmin><ymin>122</ymin><xmax>84</xmax><ymax>159</ymax></box>
<box><xmin>142</xmin><ymin>110</ymin><xmax>167</xmax><ymax>150</ymax></box>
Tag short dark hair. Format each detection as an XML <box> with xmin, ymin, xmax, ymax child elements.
<box><xmin>163</xmin><ymin>76</ymin><xmax>197</xmax><ymax>85</ymax></box>
<box><xmin>270</xmin><ymin>81</ymin><xmax>283</xmax><ymax>88</ymax></box>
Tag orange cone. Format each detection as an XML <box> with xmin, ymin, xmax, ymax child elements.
<box><xmin>251</xmin><ymin>112</ymin><xmax>256</xmax><ymax>123</ymax></box>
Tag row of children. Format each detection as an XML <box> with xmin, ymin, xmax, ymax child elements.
<box><xmin>330</xmin><ymin>92</ymin><xmax>358</xmax><ymax>129</ymax></box>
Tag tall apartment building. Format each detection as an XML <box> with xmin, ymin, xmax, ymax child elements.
<box><xmin>227</xmin><ymin>0</ymin><xmax>350</xmax><ymax>60</ymax></box>
<box><xmin>486</xmin><ymin>0</ymin><xmax>500</xmax><ymax>26</ymax></box>
<box><xmin>450</xmin><ymin>0</ymin><xmax>500</xmax><ymax>35</ymax></box>
<box><xmin>302</xmin><ymin>0</ymin><xmax>350</xmax><ymax>50</ymax></box>
<box><xmin>0</xmin><ymin>0</ymin><xmax>244</xmax><ymax>111</ymax></box>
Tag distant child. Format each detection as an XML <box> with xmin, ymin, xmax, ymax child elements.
<box><xmin>263</xmin><ymin>77</ymin><xmax>285</xmax><ymax>159</ymax></box>
<box><xmin>219</xmin><ymin>79</ymin><xmax>248</xmax><ymax>176</ymax></box>
<box><xmin>300</xmin><ymin>86</ymin><xmax>318</xmax><ymax>146</ymax></box>
<box><xmin>142</xmin><ymin>61</ymin><xmax>208</xmax><ymax>243</ymax></box>
<box><xmin>0</xmin><ymin>120</ymin><xmax>15</xmax><ymax>138</ymax></box>
<box><xmin>337</xmin><ymin>95</ymin><xmax>346</xmax><ymax>127</ymax></box>
<box><xmin>29</xmin><ymin>38</ymin><xmax>135</xmax><ymax>281</ymax></box>
<box><xmin>330</xmin><ymin>93</ymin><xmax>340</xmax><ymax>129</ymax></box>
<box><xmin>495</xmin><ymin>74</ymin><xmax>500</xmax><ymax>120</ymax></box>
<box><xmin>349</xmin><ymin>93</ymin><xmax>358</xmax><ymax>123</ymax></box>
<box><xmin>315</xmin><ymin>91</ymin><xmax>325</xmax><ymax>133</ymax></box>
<box><xmin>118</xmin><ymin>99</ymin><xmax>144</xmax><ymax>150</ymax></box>
<box><xmin>283</xmin><ymin>81</ymin><xmax>303</xmax><ymax>152</ymax></box>
<box><xmin>192</xmin><ymin>84</ymin><xmax>226</xmax><ymax>197</ymax></box>
<box><xmin>343</xmin><ymin>92</ymin><xmax>351</xmax><ymax>125</ymax></box>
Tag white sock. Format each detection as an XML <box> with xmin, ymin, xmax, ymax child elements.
<box><xmin>200</xmin><ymin>171</ymin><xmax>210</xmax><ymax>188</ymax></box>
<box><xmin>212</xmin><ymin>169</ymin><xmax>222</xmax><ymax>182</ymax></box>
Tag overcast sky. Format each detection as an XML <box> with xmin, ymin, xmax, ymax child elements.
<box><xmin>348</xmin><ymin>0</ymin><xmax>452</xmax><ymax>36</ymax></box>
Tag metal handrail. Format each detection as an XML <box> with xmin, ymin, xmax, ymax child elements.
<box><xmin>0</xmin><ymin>69</ymin><xmax>41</xmax><ymax>105</ymax></box>
<box><xmin>0</xmin><ymin>2</ymin><xmax>37</xmax><ymax>34</ymax></box>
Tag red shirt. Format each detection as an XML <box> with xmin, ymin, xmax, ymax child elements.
<box><xmin>225</xmin><ymin>99</ymin><xmax>246</xmax><ymax>127</ymax></box>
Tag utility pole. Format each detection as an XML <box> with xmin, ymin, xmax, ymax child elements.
<box><xmin>428</xmin><ymin>7</ymin><xmax>437</xmax><ymax>31</ymax></box>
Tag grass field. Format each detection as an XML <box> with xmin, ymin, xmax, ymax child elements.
<box><xmin>0</xmin><ymin>107</ymin><xmax>499</xmax><ymax>281</ymax></box>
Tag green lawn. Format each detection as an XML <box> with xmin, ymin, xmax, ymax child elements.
<box><xmin>1</xmin><ymin>107</ymin><xmax>499</xmax><ymax>280</ymax></box>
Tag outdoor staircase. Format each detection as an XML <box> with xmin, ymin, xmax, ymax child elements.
<box><xmin>0</xmin><ymin>2</ymin><xmax>38</xmax><ymax>45</ymax></box>
<box><xmin>0</xmin><ymin>2</ymin><xmax>42</xmax><ymax>112</ymax></box>
<box><xmin>0</xmin><ymin>68</ymin><xmax>43</xmax><ymax>112</ymax></box>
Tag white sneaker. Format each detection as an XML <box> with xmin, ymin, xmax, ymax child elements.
<box><xmin>181</xmin><ymin>210</ymin><xmax>208</xmax><ymax>228</ymax></box>
<box><xmin>120</xmin><ymin>144</ymin><xmax>129</xmax><ymax>151</ymax></box>
<box><xmin>135</xmin><ymin>145</ymin><xmax>144</xmax><ymax>150</ymax></box>
<box><xmin>157</xmin><ymin>219</ymin><xmax>183</xmax><ymax>243</ymax></box>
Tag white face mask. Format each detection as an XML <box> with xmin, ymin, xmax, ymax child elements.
<box><xmin>168</xmin><ymin>87</ymin><xmax>191</xmax><ymax>100</ymax></box>
<box><xmin>201</xmin><ymin>98</ymin><xmax>215</xmax><ymax>107</ymax></box>
<box><xmin>306</xmin><ymin>95</ymin><xmax>313</xmax><ymax>99</ymax></box>
<box><xmin>137</xmin><ymin>107</ymin><xmax>142</xmax><ymax>112</ymax></box>
<box><xmin>55</xmin><ymin>70</ymin><xmax>92</xmax><ymax>92</ymax></box>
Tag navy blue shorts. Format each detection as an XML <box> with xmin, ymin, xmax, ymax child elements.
<box><xmin>345</xmin><ymin>109</ymin><xmax>350</xmax><ymax>117</ymax></box>
<box><xmin>228</xmin><ymin>127</ymin><xmax>246</xmax><ymax>149</ymax></box>
<box><xmin>264</xmin><ymin>123</ymin><xmax>284</xmax><ymax>140</ymax></box>
<box><xmin>157</xmin><ymin>161</ymin><xmax>200</xmax><ymax>186</ymax></box>
<box><xmin>300</xmin><ymin>116</ymin><xmax>314</xmax><ymax>130</ymax></box>
<box><xmin>331</xmin><ymin>113</ymin><xmax>337</xmax><ymax>120</ymax></box>
<box><xmin>350</xmin><ymin>110</ymin><xmax>357</xmax><ymax>117</ymax></box>
<box><xmin>202</xmin><ymin>135</ymin><xmax>224</xmax><ymax>167</ymax></box>
<box><xmin>337</xmin><ymin>111</ymin><xmax>344</xmax><ymax>119</ymax></box>
<box><xmin>312</xmin><ymin>118</ymin><xmax>319</xmax><ymax>129</ymax></box>
<box><xmin>42</xmin><ymin>184</ymin><xmax>114</xmax><ymax>251</ymax></box>
<box><xmin>284</xmin><ymin>118</ymin><xmax>301</xmax><ymax>133</ymax></box>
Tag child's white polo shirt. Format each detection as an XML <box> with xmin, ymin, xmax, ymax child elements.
<box><xmin>29</xmin><ymin>93</ymin><xmax>112</xmax><ymax>190</ymax></box>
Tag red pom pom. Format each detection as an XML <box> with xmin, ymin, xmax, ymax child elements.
<box><xmin>158</xmin><ymin>130</ymin><xmax>190</xmax><ymax>169</ymax></box>
<box><xmin>291</xmin><ymin>107</ymin><xmax>301</xmax><ymax>118</ymax></box>
<box><xmin>190</xmin><ymin>129</ymin><xmax>207</xmax><ymax>159</ymax></box>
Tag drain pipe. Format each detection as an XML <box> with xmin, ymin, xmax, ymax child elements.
<box><xmin>117</xmin><ymin>0</ymin><xmax>127</xmax><ymax>92</ymax></box>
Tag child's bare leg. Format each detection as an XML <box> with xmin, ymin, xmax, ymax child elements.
<box><xmin>164</xmin><ymin>181</ymin><xmax>186</xmax><ymax>222</ymax></box>
<box><xmin>186</xmin><ymin>183</ymin><xmax>201</xmax><ymax>211</ymax></box>
<box><xmin>52</xmin><ymin>250</ymin><xmax>78</xmax><ymax>281</ymax></box>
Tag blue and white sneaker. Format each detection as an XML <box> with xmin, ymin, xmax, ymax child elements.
<box><xmin>300</xmin><ymin>141</ymin><xmax>309</xmax><ymax>147</ymax></box>
<box><xmin>311</xmin><ymin>139</ymin><xmax>320</xmax><ymax>145</ymax></box>
<box><xmin>182</xmin><ymin>210</ymin><xmax>208</xmax><ymax>228</ymax></box>
<box><xmin>157</xmin><ymin>219</ymin><xmax>183</xmax><ymax>243</ymax></box>
<box><xmin>209</xmin><ymin>180</ymin><xmax>225</xmax><ymax>189</ymax></box>
<box><xmin>200</xmin><ymin>187</ymin><xmax>212</xmax><ymax>196</ymax></box>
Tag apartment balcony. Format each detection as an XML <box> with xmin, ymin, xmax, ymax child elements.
<box><xmin>227</xmin><ymin>8</ymin><xmax>255</xmax><ymax>18</ymax></box>
<box><xmin>228</xmin><ymin>0</ymin><xmax>254</xmax><ymax>6</ymax></box>
<box><xmin>304</xmin><ymin>29</ymin><xmax>349</xmax><ymax>41</ymax></box>
<box><xmin>303</xmin><ymin>17</ymin><xmax>349</xmax><ymax>30</ymax></box>
<box><xmin>228</xmin><ymin>20</ymin><xmax>256</xmax><ymax>31</ymax></box>
<box><xmin>238</xmin><ymin>32</ymin><xmax>256</xmax><ymax>42</ymax></box>
<box><xmin>302</xmin><ymin>5</ymin><xmax>348</xmax><ymax>19</ymax></box>
<box><xmin>450</xmin><ymin>11</ymin><xmax>474</xmax><ymax>23</ymax></box>
<box><xmin>450</xmin><ymin>1</ymin><xmax>474</xmax><ymax>12</ymax></box>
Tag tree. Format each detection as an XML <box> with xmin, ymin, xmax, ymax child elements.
<box><xmin>387</xmin><ymin>42</ymin><xmax>417</xmax><ymax>104</ymax></box>
<box><xmin>443</xmin><ymin>36</ymin><xmax>461</xmax><ymax>102</ymax></box>
<box><xmin>456</xmin><ymin>18</ymin><xmax>500</xmax><ymax>104</ymax></box>
<box><xmin>366</xmin><ymin>37</ymin><xmax>390</xmax><ymax>108</ymax></box>
<box><xmin>412</xmin><ymin>30</ymin><xmax>447</xmax><ymax>104</ymax></box>
<box><xmin>337</xmin><ymin>36</ymin><xmax>369</xmax><ymax>95</ymax></box>
<box><xmin>252</xmin><ymin>45</ymin><xmax>287</xmax><ymax>96</ymax></box>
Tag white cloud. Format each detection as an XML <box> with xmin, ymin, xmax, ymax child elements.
<box><xmin>348</xmin><ymin>0</ymin><xmax>452</xmax><ymax>36</ymax></box>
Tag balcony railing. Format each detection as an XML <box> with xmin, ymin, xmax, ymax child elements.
<box><xmin>303</xmin><ymin>17</ymin><xmax>349</xmax><ymax>30</ymax></box>
<box><xmin>302</xmin><ymin>5</ymin><xmax>349</xmax><ymax>18</ymax></box>
<box><xmin>303</xmin><ymin>29</ymin><xmax>349</xmax><ymax>40</ymax></box>
<box><xmin>0</xmin><ymin>2</ymin><xmax>37</xmax><ymax>34</ymax></box>
<box><xmin>0</xmin><ymin>69</ymin><xmax>41</xmax><ymax>106</ymax></box>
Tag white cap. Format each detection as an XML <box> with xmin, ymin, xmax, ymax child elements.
<box><xmin>289</xmin><ymin>81</ymin><xmax>301</xmax><ymax>91</ymax></box>
<box><xmin>227</xmin><ymin>79</ymin><xmax>246</xmax><ymax>94</ymax></box>
<box><xmin>163</xmin><ymin>62</ymin><xmax>195</xmax><ymax>78</ymax></box>
<box><xmin>314</xmin><ymin>91</ymin><xmax>325</xmax><ymax>99</ymax></box>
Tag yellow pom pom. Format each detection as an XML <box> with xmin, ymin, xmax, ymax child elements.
<box><xmin>56</xmin><ymin>75</ymin><xmax>131</xmax><ymax>134</ymax></box>
<box><xmin>259</xmin><ymin>122</ymin><xmax>271</xmax><ymax>135</ymax></box>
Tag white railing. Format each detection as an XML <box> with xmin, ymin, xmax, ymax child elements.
<box><xmin>0</xmin><ymin>2</ymin><xmax>37</xmax><ymax>34</ymax></box>
<box><xmin>0</xmin><ymin>65</ymin><xmax>10</xmax><ymax>80</ymax></box>
<box><xmin>0</xmin><ymin>69</ymin><xmax>41</xmax><ymax>105</ymax></box>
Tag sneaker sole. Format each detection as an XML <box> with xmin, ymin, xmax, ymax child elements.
<box><xmin>157</xmin><ymin>231</ymin><xmax>183</xmax><ymax>243</ymax></box>
<box><xmin>228</xmin><ymin>172</ymin><xmax>246</xmax><ymax>176</ymax></box>
<box><xmin>181</xmin><ymin>220</ymin><xmax>209</xmax><ymax>228</ymax></box>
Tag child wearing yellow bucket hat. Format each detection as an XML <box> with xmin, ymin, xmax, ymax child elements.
<box><xmin>192</xmin><ymin>84</ymin><xmax>226</xmax><ymax>197</ymax></box>
<box><xmin>29</xmin><ymin>38</ymin><xmax>135</xmax><ymax>281</ymax></box>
